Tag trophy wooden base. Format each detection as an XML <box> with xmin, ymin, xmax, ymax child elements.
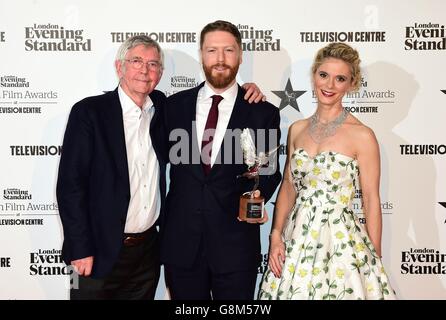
<box><xmin>238</xmin><ymin>193</ymin><xmax>264</xmax><ymax>223</ymax></box>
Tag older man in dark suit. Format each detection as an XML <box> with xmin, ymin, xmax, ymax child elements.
<box><xmin>57</xmin><ymin>35</ymin><xmax>167</xmax><ymax>299</ymax></box>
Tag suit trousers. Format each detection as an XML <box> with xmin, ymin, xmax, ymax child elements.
<box><xmin>70</xmin><ymin>226</ymin><xmax>160</xmax><ymax>300</ymax></box>
<box><xmin>164</xmin><ymin>237</ymin><xmax>258</xmax><ymax>300</ymax></box>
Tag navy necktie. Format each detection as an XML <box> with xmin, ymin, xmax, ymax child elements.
<box><xmin>201</xmin><ymin>95</ymin><xmax>223</xmax><ymax>175</ymax></box>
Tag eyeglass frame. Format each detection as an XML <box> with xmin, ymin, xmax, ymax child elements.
<box><xmin>124</xmin><ymin>58</ymin><xmax>162</xmax><ymax>71</ymax></box>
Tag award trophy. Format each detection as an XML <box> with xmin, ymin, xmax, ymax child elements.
<box><xmin>238</xmin><ymin>129</ymin><xmax>280</xmax><ymax>223</ymax></box>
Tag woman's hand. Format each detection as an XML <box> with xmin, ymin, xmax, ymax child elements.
<box><xmin>268</xmin><ymin>232</ymin><xmax>285</xmax><ymax>278</ymax></box>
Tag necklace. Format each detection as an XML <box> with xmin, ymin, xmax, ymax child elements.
<box><xmin>308</xmin><ymin>108</ymin><xmax>348</xmax><ymax>144</ymax></box>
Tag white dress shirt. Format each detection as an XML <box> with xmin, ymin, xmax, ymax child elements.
<box><xmin>196</xmin><ymin>82</ymin><xmax>238</xmax><ymax>167</ymax></box>
<box><xmin>119</xmin><ymin>86</ymin><xmax>160</xmax><ymax>234</ymax></box>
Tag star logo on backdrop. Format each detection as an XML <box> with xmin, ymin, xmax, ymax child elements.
<box><xmin>272</xmin><ymin>78</ymin><xmax>306</xmax><ymax>112</ymax></box>
<box><xmin>441</xmin><ymin>90</ymin><xmax>446</xmax><ymax>94</ymax></box>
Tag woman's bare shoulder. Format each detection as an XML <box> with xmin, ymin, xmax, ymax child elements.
<box><xmin>289</xmin><ymin>118</ymin><xmax>309</xmax><ymax>133</ymax></box>
<box><xmin>346</xmin><ymin>114</ymin><xmax>375</xmax><ymax>137</ymax></box>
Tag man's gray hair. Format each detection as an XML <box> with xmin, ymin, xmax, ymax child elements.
<box><xmin>116</xmin><ymin>35</ymin><xmax>164</xmax><ymax>70</ymax></box>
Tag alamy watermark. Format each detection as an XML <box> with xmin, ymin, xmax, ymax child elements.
<box><xmin>168</xmin><ymin>126</ymin><xmax>280</xmax><ymax>175</ymax></box>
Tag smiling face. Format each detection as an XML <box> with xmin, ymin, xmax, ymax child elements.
<box><xmin>201</xmin><ymin>30</ymin><xmax>242</xmax><ymax>92</ymax></box>
<box><xmin>115</xmin><ymin>44</ymin><xmax>162</xmax><ymax>106</ymax></box>
<box><xmin>313</xmin><ymin>57</ymin><xmax>353</xmax><ymax>108</ymax></box>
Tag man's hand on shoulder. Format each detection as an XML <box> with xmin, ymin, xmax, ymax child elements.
<box><xmin>242</xmin><ymin>83</ymin><xmax>267</xmax><ymax>104</ymax></box>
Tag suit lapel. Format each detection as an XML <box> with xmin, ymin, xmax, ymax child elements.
<box><xmin>149</xmin><ymin>91</ymin><xmax>165</xmax><ymax>164</ymax></box>
<box><xmin>225</xmin><ymin>86</ymin><xmax>252</xmax><ymax>135</ymax></box>
<box><xmin>183</xmin><ymin>83</ymin><xmax>206</xmax><ymax>180</ymax></box>
<box><xmin>103</xmin><ymin>89</ymin><xmax>130</xmax><ymax>187</ymax></box>
<box><xmin>209</xmin><ymin>85</ymin><xmax>252</xmax><ymax>177</ymax></box>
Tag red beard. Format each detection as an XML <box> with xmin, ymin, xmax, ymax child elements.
<box><xmin>203</xmin><ymin>63</ymin><xmax>239</xmax><ymax>89</ymax></box>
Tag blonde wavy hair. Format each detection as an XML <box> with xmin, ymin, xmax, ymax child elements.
<box><xmin>311</xmin><ymin>42</ymin><xmax>361</xmax><ymax>91</ymax></box>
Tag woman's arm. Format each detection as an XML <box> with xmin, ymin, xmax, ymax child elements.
<box><xmin>356</xmin><ymin>126</ymin><xmax>382</xmax><ymax>257</ymax></box>
<box><xmin>268</xmin><ymin>122</ymin><xmax>299</xmax><ymax>277</ymax></box>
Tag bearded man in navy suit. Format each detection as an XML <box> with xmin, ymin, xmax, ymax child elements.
<box><xmin>161</xmin><ymin>20</ymin><xmax>282</xmax><ymax>300</ymax></box>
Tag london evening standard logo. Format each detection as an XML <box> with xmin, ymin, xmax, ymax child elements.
<box><xmin>0</xmin><ymin>31</ymin><xmax>5</xmax><ymax>43</ymax></box>
<box><xmin>405</xmin><ymin>23</ymin><xmax>445</xmax><ymax>50</ymax></box>
<box><xmin>312</xmin><ymin>76</ymin><xmax>396</xmax><ymax>114</ymax></box>
<box><xmin>299</xmin><ymin>30</ymin><xmax>386</xmax><ymax>43</ymax></box>
<box><xmin>401</xmin><ymin>248</ymin><xmax>446</xmax><ymax>274</ymax></box>
<box><xmin>29</xmin><ymin>249</ymin><xmax>72</xmax><ymax>276</ymax></box>
<box><xmin>1</xmin><ymin>188</ymin><xmax>56</xmax><ymax>228</ymax></box>
<box><xmin>237</xmin><ymin>23</ymin><xmax>280</xmax><ymax>51</ymax></box>
<box><xmin>3</xmin><ymin>188</ymin><xmax>32</xmax><ymax>200</ymax></box>
<box><xmin>25</xmin><ymin>23</ymin><xmax>91</xmax><ymax>51</ymax></box>
<box><xmin>1</xmin><ymin>75</ymin><xmax>30</xmax><ymax>88</ymax></box>
<box><xmin>110</xmin><ymin>31</ymin><xmax>197</xmax><ymax>43</ymax></box>
<box><xmin>166</xmin><ymin>75</ymin><xmax>199</xmax><ymax>97</ymax></box>
<box><xmin>0</xmin><ymin>75</ymin><xmax>58</xmax><ymax>115</ymax></box>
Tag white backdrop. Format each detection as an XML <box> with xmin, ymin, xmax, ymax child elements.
<box><xmin>0</xmin><ymin>0</ymin><xmax>445</xmax><ymax>299</ymax></box>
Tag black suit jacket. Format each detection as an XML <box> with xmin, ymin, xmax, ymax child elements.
<box><xmin>160</xmin><ymin>83</ymin><xmax>281</xmax><ymax>273</ymax></box>
<box><xmin>56</xmin><ymin>88</ymin><xmax>167</xmax><ymax>278</ymax></box>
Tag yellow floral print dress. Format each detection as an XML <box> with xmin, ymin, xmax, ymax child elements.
<box><xmin>258</xmin><ymin>148</ymin><xmax>396</xmax><ymax>300</ymax></box>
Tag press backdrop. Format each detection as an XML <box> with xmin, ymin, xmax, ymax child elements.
<box><xmin>0</xmin><ymin>0</ymin><xmax>445</xmax><ymax>299</ymax></box>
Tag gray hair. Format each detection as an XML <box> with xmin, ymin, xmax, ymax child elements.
<box><xmin>116</xmin><ymin>35</ymin><xmax>164</xmax><ymax>70</ymax></box>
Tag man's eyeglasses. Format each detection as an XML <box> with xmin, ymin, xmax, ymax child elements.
<box><xmin>125</xmin><ymin>58</ymin><xmax>161</xmax><ymax>71</ymax></box>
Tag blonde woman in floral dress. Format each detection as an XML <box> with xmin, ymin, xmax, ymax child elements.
<box><xmin>258</xmin><ymin>43</ymin><xmax>396</xmax><ymax>300</ymax></box>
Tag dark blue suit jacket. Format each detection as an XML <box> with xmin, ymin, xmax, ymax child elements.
<box><xmin>56</xmin><ymin>88</ymin><xmax>167</xmax><ymax>278</ymax></box>
<box><xmin>160</xmin><ymin>83</ymin><xmax>281</xmax><ymax>273</ymax></box>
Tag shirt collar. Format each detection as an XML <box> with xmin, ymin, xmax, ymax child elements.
<box><xmin>118</xmin><ymin>85</ymin><xmax>154</xmax><ymax>114</ymax></box>
<box><xmin>202</xmin><ymin>81</ymin><xmax>238</xmax><ymax>106</ymax></box>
